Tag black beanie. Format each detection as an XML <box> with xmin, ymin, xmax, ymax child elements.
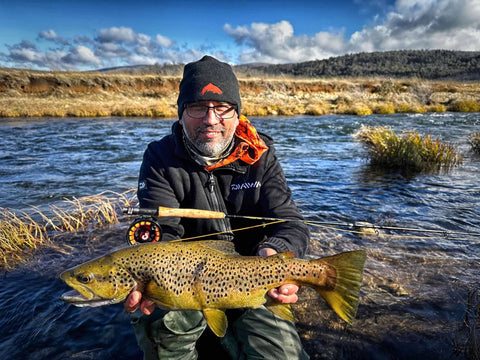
<box><xmin>177</xmin><ymin>55</ymin><xmax>241</xmax><ymax>119</ymax></box>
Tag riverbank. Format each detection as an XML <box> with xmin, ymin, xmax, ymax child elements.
<box><xmin>1</xmin><ymin>68</ymin><xmax>480</xmax><ymax>118</ymax></box>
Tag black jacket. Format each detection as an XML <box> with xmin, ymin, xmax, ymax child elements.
<box><xmin>137</xmin><ymin>121</ymin><xmax>310</xmax><ymax>257</ymax></box>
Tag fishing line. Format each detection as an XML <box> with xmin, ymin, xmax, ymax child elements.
<box><xmin>173</xmin><ymin>220</ymin><xmax>288</xmax><ymax>242</ymax></box>
<box><xmin>304</xmin><ymin>221</ymin><xmax>480</xmax><ymax>242</ymax></box>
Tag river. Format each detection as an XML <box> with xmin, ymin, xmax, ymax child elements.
<box><xmin>0</xmin><ymin>113</ymin><xmax>479</xmax><ymax>359</ymax></box>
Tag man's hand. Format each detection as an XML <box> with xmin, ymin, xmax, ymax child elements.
<box><xmin>257</xmin><ymin>247</ymin><xmax>299</xmax><ymax>304</ymax></box>
<box><xmin>124</xmin><ymin>290</ymin><xmax>156</xmax><ymax>315</ymax></box>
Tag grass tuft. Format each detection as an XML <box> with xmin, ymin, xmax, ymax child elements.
<box><xmin>0</xmin><ymin>189</ymin><xmax>136</xmax><ymax>270</ymax></box>
<box><xmin>454</xmin><ymin>288</ymin><xmax>480</xmax><ymax>359</ymax></box>
<box><xmin>468</xmin><ymin>132</ymin><xmax>480</xmax><ymax>155</ymax></box>
<box><xmin>353</xmin><ymin>125</ymin><xmax>462</xmax><ymax>172</ymax></box>
<box><xmin>449</xmin><ymin>101</ymin><xmax>480</xmax><ymax>113</ymax></box>
<box><xmin>0</xmin><ymin>209</ymin><xmax>49</xmax><ymax>269</ymax></box>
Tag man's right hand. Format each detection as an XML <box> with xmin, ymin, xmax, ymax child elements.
<box><xmin>124</xmin><ymin>290</ymin><xmax>156</xmax><ymax>315</ymax></box>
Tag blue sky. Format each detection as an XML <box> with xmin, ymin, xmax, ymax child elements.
<box><xmin>1</xmin><ymin>0</ymin><xmax>479</xmax><ymax>70</ymax></box>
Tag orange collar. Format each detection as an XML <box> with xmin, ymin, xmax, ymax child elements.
<box><xmin>205</xmin><ymin>115</ymin><xmax>268</xmax><ymax>171</ymax></box>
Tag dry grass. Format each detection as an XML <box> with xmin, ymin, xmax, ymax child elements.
<box><xmin>0</xmin><ymin>209</ymin><xmax>49</xmax><ymax>268</ymax></box>
<box><xmin>469</xmin><ymin>132</ymin><xmax>480</xmax><ymax>154</ymax></box>
<box><xmin>1</xmin><ymin>68</ymin><xmax>480</xmax><ymax>118</ymax></box>
<box><xmin>0</xmin><ymin>189</ymin><xmax>136</xmax><ymax>270</ymax></box>
<box><xmin>353</xmin><ymin>125</ymin><xmax>462</xmax><ymax>172</ymax></box>
<box><xmin>454</xmin><ymin>288</ymin><xmax>480</xmax><ymax>359</ymax></box>
<box><xmin>465</xmin><ymin>288</ymin><xmax>480</xmax><ymax>360</ymax></box>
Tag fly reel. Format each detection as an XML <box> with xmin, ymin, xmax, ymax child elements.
<box><xmin>126</xmin><ymin>217</ymin><xmax>162</xmax><ymax>245</ymax></box>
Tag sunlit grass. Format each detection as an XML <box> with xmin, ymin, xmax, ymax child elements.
<box><xmin>0</xmin><ymin>209</ymin><xmax>49</xmax><ymax>269</ymax></box>
<box><xmin>0</xmin><ymin>189</ymin><xmax>136</xmax><ymax>270</ymax></box>
<box><xmin>449</xmin><ymin>101</ymin><xmax>480</xmax><ymax>113</ymax></box>
<box><xmin>353</xmin><ymin>125</ymin><xmax>462</xmax><ymax>172</ymax></box>
<box><xmin>468</xmin><ymin>132</ymin><xmax>480</xmax><ymax>154</ymax></box>
<box><xmin>1</xmin><ymin>68</ymin><xmax>479</xmax><ymax>117</ymax></box>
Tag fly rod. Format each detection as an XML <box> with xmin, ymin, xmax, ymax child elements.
<box><xmin>122</xmin><ymin>206</ymin><xmax>480</xmax><ymax>240</ymax></box>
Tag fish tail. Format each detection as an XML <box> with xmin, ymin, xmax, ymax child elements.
<box><xmin>309</xmin><ymin>250</ymin><xmax>366</xmax><ymax>324</ymax></box>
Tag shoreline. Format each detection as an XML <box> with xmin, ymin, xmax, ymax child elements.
<box><xmin>1</xmin><ymin>68</ymin><xmax>480</xmax><ymax>118</ymax></box>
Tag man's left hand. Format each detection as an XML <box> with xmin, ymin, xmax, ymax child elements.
<box><xmin>257</xmin><ymin>247</ymin><xmax>299</xmax><ymax>304</ymax></box>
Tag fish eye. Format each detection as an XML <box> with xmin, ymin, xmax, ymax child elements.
<box><xmin>76</xmin><ymin>273</ymin><xmax>93</xmax><ymax>284</ymax></box>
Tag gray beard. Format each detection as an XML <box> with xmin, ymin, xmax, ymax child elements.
<box><xmin>183</xmin><ymin>131</ymin><xmax>235</xmax><ymax>167</ymax></box>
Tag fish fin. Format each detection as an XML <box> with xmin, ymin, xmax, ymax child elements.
<box><xmin>265</xmin><ymin>298</ymin><xmax>295</xmax><ymax>322</ymax></box>
<box><xmin>276</xmin><ymin>251</ymin><xmax>296</xmax><ymax>259</ymax></box>
<box><xmin>144</xmin><ymin>281</ymin><xmax>177</xmax><ymax>308</ymax></box>
<box><xmin>203</xmin><ymin>308</ymin><xmax>228</xmax><ymax>337</ymax></box>
<box><xmin>314</xmin><ymin>250</ymin><xmax>366</xmax><ymax>324</ymax></box>
<box><xmin>199</xmin><ymin>241</ymin><xmax>238</xmax><ymax>255</ymax></box>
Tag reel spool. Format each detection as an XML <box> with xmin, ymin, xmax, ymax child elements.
<box><xmin>126</xmin><ymin>217</ymin><xmax>162</xmax><ymax>245</ymax></box>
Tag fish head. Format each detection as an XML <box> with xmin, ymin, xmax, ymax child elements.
<box><xmin>60</xmin><ymin>254</ymin><xmax>137</xmax><ymax>307</ymax></box>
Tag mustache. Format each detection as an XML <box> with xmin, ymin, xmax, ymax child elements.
<box><xmin>195</xmin><ymin>125</ymin><xmax>225</xmax><ymax>134</ymax></box>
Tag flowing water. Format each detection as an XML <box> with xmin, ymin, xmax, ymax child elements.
<box><xmin>0</xmin><ymin>113</ymin><xmax>479</xmax><ymax>359</ymax></box>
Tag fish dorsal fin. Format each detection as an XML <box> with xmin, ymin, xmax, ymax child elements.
<box><xmin>199</xmin><ymin>240</ymin><xmax>238</xmax><ymax>255</ymax></box>
<box><xmin>265</xmin><ymin>298</ymin><xmax>295</xmax><ymax>322</ymax></box>
<box><xmin>275</xmin><ymin>251</ymin><xmax>296</xmax><ymax>259</ymax></box>
<box><xmin>203</xmin><ymin>308</ymin><xmax>228</xmax><ymax>337</ymax></box>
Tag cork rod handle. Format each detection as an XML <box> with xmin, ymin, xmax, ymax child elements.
<box><xmin>157</xmin><ymin>207</ymin><xmax>226</xmax><ymax>219</ymax></box>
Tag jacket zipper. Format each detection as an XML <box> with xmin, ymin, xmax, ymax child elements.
<box><xmin>207</xmin><ymin>171</ymin><xmax>233</xmax><ymax>240</ymax></box>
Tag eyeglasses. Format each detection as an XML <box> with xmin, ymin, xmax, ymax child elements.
<box><xmin>184</xmin><ymin>103</ymin><xmax>237</xmax><ymax>119</ymax></box>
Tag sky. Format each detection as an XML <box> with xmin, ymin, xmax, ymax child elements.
<box><xmin>0</xmin><ymin>0</ymin><xmax>479</xmax><ymax>71</ymax></box>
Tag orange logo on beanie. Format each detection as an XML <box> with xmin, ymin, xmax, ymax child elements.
<box><xmin>201</xmin><ymin>83</ymin><xmax>223</xmax><ymax>95</ymax></box>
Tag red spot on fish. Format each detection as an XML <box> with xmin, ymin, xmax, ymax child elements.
<box><xmin>201</xmin><ymin>83</ymin><xmax>223</xmax><ymax>95</ymax></box>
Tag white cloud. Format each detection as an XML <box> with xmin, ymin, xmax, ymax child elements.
<box><xmin>38</xmin><ymin>29</ymin><xmax>58</xmax><ymax>41</ymax></box>
<box><xmin>74</xmin><ymin>45</ymin><xmax>101</xmax><ymax>65</ymax></box>
<box><xmin>224</xmin><ymin>21</ymin><xmax>348</xmax><ymax>63</ymax></box>
<box><xmin>2</xmin><ymin>0</ymin><xmax>478</xmax><ymax>70</ymax></box>
<box><xmin>349</xmin><ymin>0</ymin><xmax>480</xmax><ymax>53</ymax></box>
<box><xmin>224</xmin><ymin>0</ymin><xmax>480</xmax><ymax>64</ymax></box>
<box><xmin>156</xmin><ymin>34</ymin><xmax>173</xmax><ymax>48</ymax></box>
<box><xmin>97</xmin><ymin>26</ymin><xmax>137</xmax><ymax>44</ymax></box>
<box><xmin>38</xmin><ymin>29</ymin><xmax>70</xmax><ymax>46</ymax></box>
<box><xmin>9</xmin><ymin>47</ymin><xmax>44</xmax><ymax>63</ymax></box>
<box><xmin>96</xmin><ymin>42</ymin><xmax>131</xmax><ymax>58</ymax></box>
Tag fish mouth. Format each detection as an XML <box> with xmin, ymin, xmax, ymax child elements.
<box><xmin>60</xmin><ymin>289</ymin><xmax>118</xmax><ymax>308</ymax></box>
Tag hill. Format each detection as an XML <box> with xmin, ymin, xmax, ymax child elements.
<box><xmin>235</xmin><ymin>50</ymin><xmax>480</xmax><ymax>80</ymax></box>
<box><xmin>98</xmin><ymin>50</ymin><xmax>480</xmax><ymax>81</ymax></box>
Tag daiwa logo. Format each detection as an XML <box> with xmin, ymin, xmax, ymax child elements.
<box><xmin>231</xmin><ymin>181</ymin><xmax>261</xmax><ymax>191</ymax></box>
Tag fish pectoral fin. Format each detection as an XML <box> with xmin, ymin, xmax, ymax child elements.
<box><xmin>265</xmin><ymin>298</ymin><xmax>295</xmax><ymax>322</ymax></box>
<box><xmin>203</xmin><ymin>308</ymin><xmax>228</xmax><ymax>337</ymax></box>
<box><xmin>144</xmin><ymin>281</ymin><xmax>176</xmax><ymax>309</ymax></box>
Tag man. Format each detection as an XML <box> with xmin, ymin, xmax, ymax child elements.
<box><xmin>125</xmin><ymin>55</ymin><xmax>310</xmax><ymax>359</ymax></box>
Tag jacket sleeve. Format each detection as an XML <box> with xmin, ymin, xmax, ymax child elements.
<box><xmin>137</xmin><ymin>143</ymin><xmax>185</xmax><ymax>241</ymax></box>
<box><xmin>256</xmin><ymin>145</ymin><xmax>310</xmax><ymax>258</ymax></box>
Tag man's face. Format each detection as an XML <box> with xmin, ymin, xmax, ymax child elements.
<box><xmin>180</xmin><ymin>101</ymin><xmax>239</xmax><ymax>157</ymax></box>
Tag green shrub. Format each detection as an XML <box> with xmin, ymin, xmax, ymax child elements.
<box><xmin>353</xmin><ymin>126</ymin><xmax>462</xmax><ymax>172</ymax></box>
<box><xmin>449</xmin><ymin>101</ymin><xmax>480</xmax><ymax>113</ymax></box>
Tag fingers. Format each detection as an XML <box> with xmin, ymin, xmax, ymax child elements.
<box><xmin>257</xmin><ymin>247</ymin><xmax>277</xmax><ymax>257</ymax></box>
<box><xmin>124</xmin><ymin>290</ymin><xmax>156</xmax><ymax>315</ymax></box>
<box><xmin>140</xmin><ymin>299</ymin><xmax>156</xmax><ymax>315</ymax></box>
<box><xmin>268</xmin><ymin>284</ymin><xmax>299</xmax><ymax>304</ymax></box>
<box><xmin>124</xmin><ymin>290</ymin><xmax>142</xmax><ymax>313</ymax></box>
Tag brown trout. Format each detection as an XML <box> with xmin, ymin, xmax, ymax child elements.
<box><xmin>60</xmin><ymin>240</ymin><xmax>366</xmax><ymax>337</ymax></box>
